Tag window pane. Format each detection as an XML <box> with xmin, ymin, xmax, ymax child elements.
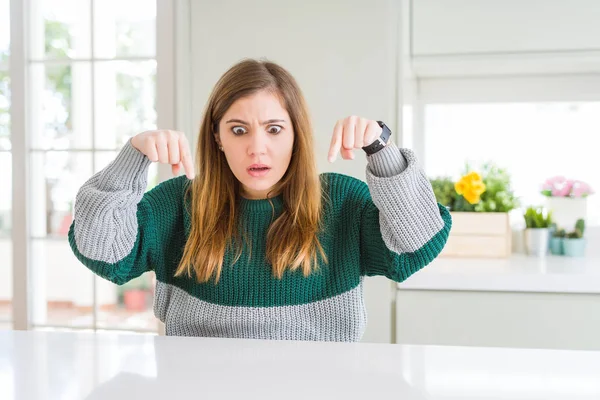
<box><xmin>94</xmin><ymin>60</ymin><xmax>156</xmax><ymax>149</ymax></box>
<box><xmin>425</xmin><ymin>102</ymin><xmax>600</xmax><ymax>225</ymax></box>
<box><xmin>30</xmin><ymin>63</ymin><xmax>93</xmax><ymax>150</ymax></box>
<box><xmin>0</xmin><ymin>0</ymin><xmax>9</xmax><ymax>61</ymax></box>
<box><xmin>96</xmin><ymin>272</ymin><xmax>158</xmax><ymax>332</ymax></box>
<box><xmin>30</xmin><ymin>0</ymin><xmax>91</xmax><ymax>60</ymax></box>
<box><xmin>0</xmin><ymin>0</ymin><xmax>9</xmax><ymax>325</ymax></box>
<box><xmin>0</xmin><ymin>243</ymin><xmax>11</xmax><ymax>324</ymax></box>
<box><xmin>30</xmin><ymin>239</ymin><xmax>94</xmax><ymax>328</ymax></box>
<box><xmin>30</xmin><ymin>151</ymin><xmax>92</xmax><ymax>238</ymax></box>
<box><xmin>0</xmin><ymin>152</ymin><xmax>11</xmax><ymax>236</ymax></box>
<box><xmin>93</xmin><ymin>0</ymin><xmax>156</xmax><ymax>58</ymax></box>
<box><xmin>94</xmin><ymin>151</ymin><xmax>158</xmax><ymax>189</ymax></box>
<box><xmin>93</xmin><ymin>151</ymin><xmax>117</xmax><ymax>172</ymax></box>
<box><xmin>401</xmin><ymin>105</ymin><xmax>413</xmax><ymax>148</ymax></box>
<box><xmin>0</xmin><ymin>72</ymin><xmax>9</xmax><ymax>150</ymax></box>
<box><xmin>0</xmin><ymin>152</ymin><xmax>11</xmax><ymax>324</ymax></box>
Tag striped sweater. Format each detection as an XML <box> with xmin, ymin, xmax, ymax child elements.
<box><xmin>68</xmin><ymin>139</ymin><xmax>451</xmax><ymax>341</ymax></box>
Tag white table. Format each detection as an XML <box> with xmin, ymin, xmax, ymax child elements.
<box><xmin>1</xmin><ymin>330</ymin><xmax>600</xmax><ymax>399</ymax></box>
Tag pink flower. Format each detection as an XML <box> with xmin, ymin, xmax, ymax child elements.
<box><xmin>564</xmin><ymin>179</ymin><xmax>575</xmax><ymax>194</ymax></box>
<box><xmin>571</xmin><ymin>181</ymin><xmax>595</xmax><ymax>197</ymax></box>
<box><xmin>541</xmin><ymin>176</ymin><xmax>594</xmax><ymax>197</ymax></box>
<box><xmin>545</xmin><ymin>176</ymin><xmax>566</xmax><ymax>186</ymax></box>
<box><xmin>547</xmin><ymin>177</ymin><xmax>570</xmax><ymax>196</ymax></box>
<box><xmin>552</xmin><ymin>187</ymin><xmax>568</xmax><ymax>196</ymax></box>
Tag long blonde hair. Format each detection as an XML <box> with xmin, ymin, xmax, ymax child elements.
<box><xmin>175</xmin><ymin>59</ymin><xmax>327</xmax><ymax>283</ymax></box>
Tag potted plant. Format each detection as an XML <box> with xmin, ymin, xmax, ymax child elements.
<box><xmin>523</xmin><ymin>206</ymin><xmax>553</xmax><ymax>257</ymax></box>
<box><xmin>429</xmin><ymin>162</ymin><xmax>519</xmax><ymax>258</ymax></box>
<box><xmin>121</xmin><ymin>274</ymin><xmax>152</xmax><ymax>311</ymax></box>
<box><xmin>471</xmin><ymin>163</ymin><xmax>520</xmax><ymax>214</ymax></box>
<box><xmin>563</xmin><ymin>218</ymin><xmax>586</xmax><ymax>257</ymax></box>
<box><xmin>549</xmin><ymin>226</ymin><xmax>565</xmax><ymax>255</ymax></box>
<box><xmin>541</xmin><ymin>176</ymin><xmax>593</xmax><ymax>230</ymax></box>
<box><xmin>430</xmin><ymin>177</ymin><xmax>455</xmax><ymax>210</ymax></box>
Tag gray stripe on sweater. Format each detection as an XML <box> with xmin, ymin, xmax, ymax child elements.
<box><xmin>154</xmin><ymin>280</ymin><xmax>368</xmax><ymax>342</ymax></box>
<box><xmin>73</xmin><ymin>139</ymin><xmax>152</xmax><ymax>263</ymax></box>
<box><xmin>366</xmin><ymin>142</ymin><xmax>444</xmax><ymax>253</ymax></box>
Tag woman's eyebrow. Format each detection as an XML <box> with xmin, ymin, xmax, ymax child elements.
<box><xmin>225</xmin><ymin>118</ymin><xmax>287</xmax><ymax>125</ymax></box>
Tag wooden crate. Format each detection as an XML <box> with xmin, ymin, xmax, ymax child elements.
<box><xmin>440</xmin><ymin>212</ymin><xmax>512</xmax><ymax>258</ymax></box>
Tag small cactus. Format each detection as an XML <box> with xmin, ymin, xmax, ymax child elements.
<box><xmin>575</xmin><ymin>219</ymin><xmax>585</xmax><ymax>236</ymax></box>
<box><xmin>566</xmin><ymin>219</ymin><xmax>585</xmax><ymax>239</ymax></box>
<box><xmin>553</xmin><ymin>228</ymin><xmax>566</xmax><ymax>238</ymax></box>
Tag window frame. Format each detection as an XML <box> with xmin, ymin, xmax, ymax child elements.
<box><xmin>409</xmin><ymin>74</ymin><xmax>600</xmax><ymax>166</ymax></box>
<box><xmin>9</xmin><ymin>0</ymin><xmax>177</xmax><ymax>332</ymax></box>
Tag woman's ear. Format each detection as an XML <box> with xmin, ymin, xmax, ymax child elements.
<box><xmin>213</xmin><ymin>133</ymin><xmax>223</xmax><ymax>151</ymax></box>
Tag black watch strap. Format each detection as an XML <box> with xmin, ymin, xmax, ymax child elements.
<box><xmin>362</xmin><ymin>121</ymin><xmax>391</xmax><ymax>155</ymax></box>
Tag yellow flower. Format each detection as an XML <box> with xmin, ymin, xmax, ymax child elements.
<box><xmin>455</xmin><ymin>172</ymin><xmax>486</xmax><ymax>205</ymax></box>
<box><xmin>463</xmin><ymin>190</ymin><xmax>482</xmax><ymax>204</ymax></box>
<box><xmin>466</xmin><ymin>171</ymin><xmax>482</xmax><ymax>182</ymax></box>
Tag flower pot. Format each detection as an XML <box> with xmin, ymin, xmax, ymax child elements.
<box><xmin>123</xmin><ymin>289</ymin><xmax>148</xmax><ymax>311</ymax></box>
<box><xmin>59</xmin><ymin>213</ymin><xmax>73</xmax><ymax>235</ymax></box>
<box><xmin>549</xmin><ymin>237</ymin><xmax>564</xmax><ymax>255</ymax></box>
<box><xmin>524</xmin><ymin>228</ymin><xmax>550</xmax><ymax>257</ymax></box>
<box><xmin>545</xmin><ymin>197</ymin><xmax>587</xmax><ymax>231</ymax></box>
<box><xmin>563</xmin><ymin>238</ymin><xmax>587</xmax><ymax>257</ymax></box>
<box><xmin>441</xmin><ymin>212</ymin><xmax>512</xmax><ymax>258</ymax></box>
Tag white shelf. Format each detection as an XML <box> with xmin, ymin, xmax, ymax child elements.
<box><xmin>398</xmin><ymin>254</ymin><xmax>600</xmax><ymax>294</ymax></box>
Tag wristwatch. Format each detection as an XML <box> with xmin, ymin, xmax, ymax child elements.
<box><xmin>362</xmin><ymin>121</ymin><xmax>391</xmax><ymax>155</ymax></box>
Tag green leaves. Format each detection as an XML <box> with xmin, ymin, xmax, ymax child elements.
<box><xmin>553</xmin><ymin>227</ymin><xmax>566</xmax><ymax>238</ymax></box>
<box><xmin>475</xmin><ymin>162</ymin><xmax>519</xmax><ymax>213</ymax></box>
<box><xmin>429</xmin><ymin>161</ymin><xmax>519</xmax><ymax>213</ymax></box>
<box><xmin>524</xmin><ymin>206</ymin><xmax>553</xmax><ymax>228</ymax></box>
<box><xmin>429</xmin><ymin>177</ymin><xmax>456</xmax><ymax>208</ymax></box>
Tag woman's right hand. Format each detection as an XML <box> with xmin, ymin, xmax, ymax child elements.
<box><xmin>131</xmin><ymin>130</ymin><xmax>195</xmax><ymax>179</ymax></box>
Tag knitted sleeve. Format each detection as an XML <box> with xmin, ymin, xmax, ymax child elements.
<box><xmin>67</xmin><ymin>139</ymin><xmax>159</xmax><ymax>285</ymax></box>
<box><xmin>359</xmin><ymin>142</ymin><xmax>452</xmax><ymax>282</ymax></box>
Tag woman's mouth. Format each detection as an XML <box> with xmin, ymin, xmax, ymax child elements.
<box><xmin>247</xmin><ymin>164</ymin><xmax>271</xmax><ymax>177</ymax></box>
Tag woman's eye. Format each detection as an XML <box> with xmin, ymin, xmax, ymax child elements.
<box><xmin>232</xmin><ymin>126</ymin><xmax>247</xmax><ymax>136</ymax></box>
<box><xmin>268</xmin><ymin>125</ymin><xmax>282</xmax><ymax>134</ymax></box>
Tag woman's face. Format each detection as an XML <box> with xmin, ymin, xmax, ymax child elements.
<box><xmin>216</xmin><ymin>90</ymin><xmax>294</xmax><ymax>200</ymax></box>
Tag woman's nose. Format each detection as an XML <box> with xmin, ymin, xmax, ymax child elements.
<box><xmin>247</xmin><ymin>131</ymin><xmax>268</xmax><ymax>156</ymax></box>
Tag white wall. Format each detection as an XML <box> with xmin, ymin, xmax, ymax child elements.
<box><xmin>412</xmin><ymin>0</ymin><xmax>600</xmax><ymax>56</ymax></box>
<box><xmin>184</xmin><ymin>0</ymin><xmax>402</xmax><ymax>343</ymax></box>
<box><xmin>188</xmin><ymin>0</ymin><xmax>402</xmax><ymax>179</ymax></box>
<box><xmin>408</xmin><ymin>0</ymin><xmax>600</xmax><ymax>77</ymax></box>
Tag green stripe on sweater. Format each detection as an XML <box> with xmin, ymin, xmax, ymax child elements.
<box><xmin>70</xmin><ymin>173</ymin><xmax>450</xmax><ymax>308</ymax></box>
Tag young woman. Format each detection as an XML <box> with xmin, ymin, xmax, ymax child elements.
<box><xmin>69</xmin><ymin>59</ymin><xmax>451</xmax><ymax>341</ymax></box>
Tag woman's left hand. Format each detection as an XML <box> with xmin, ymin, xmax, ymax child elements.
<box><xmin>328</xmin><ymin>116</ymin><xmax>383</xmax><ymax>162</ymax></box>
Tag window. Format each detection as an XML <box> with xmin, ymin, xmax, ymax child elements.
<box><xmin>0</xmin><ymin>0</ymin><xmax>12</xmax><ymax>327</ymax></box>
<box><xmin>8</xmin><ymin>0</ymin><xmax>162</xmax><ymax>332</ymax></box>
<box><xmin>424</xmin><ymin>102</ymin><xmax>599</xmax><ymax>225</ymax></box>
